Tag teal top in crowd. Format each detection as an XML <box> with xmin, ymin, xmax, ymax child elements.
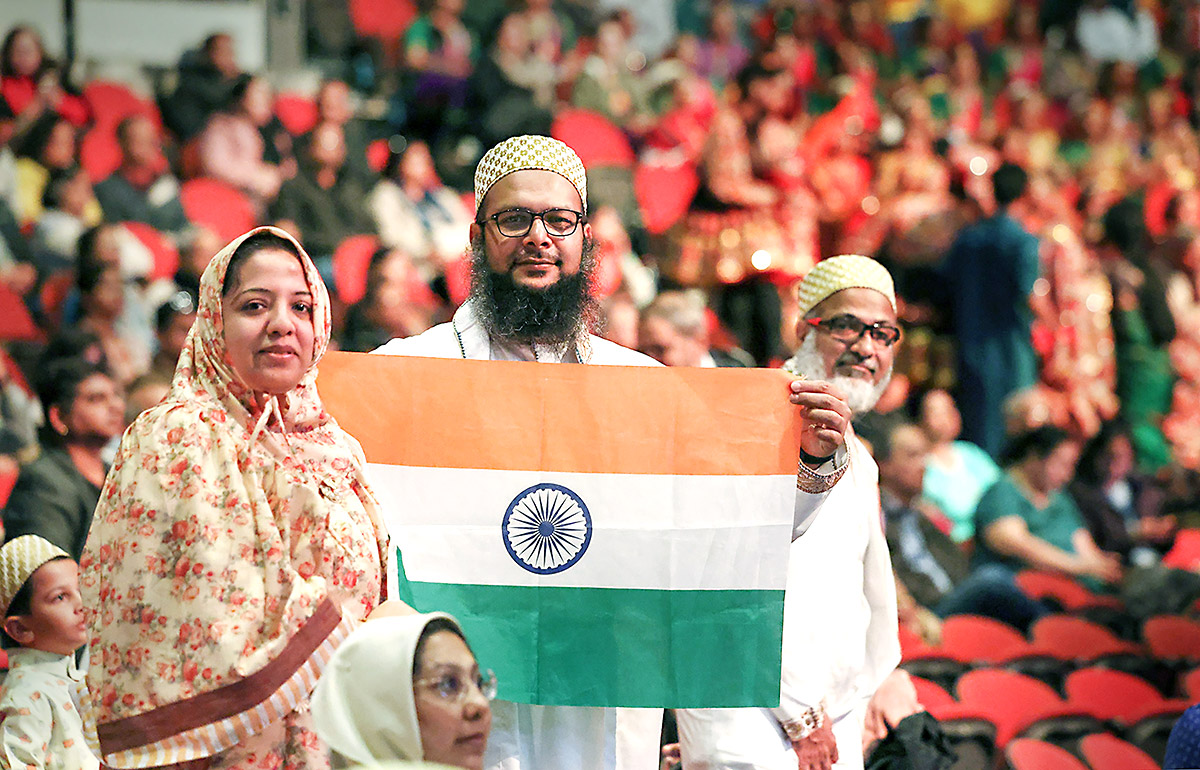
<box><xmin>972</xmin><ymin>474</ymin><xmax>1085</xmax><ymax>573</ymax></box>
<box><xmin>923</xmin><ymin>440</ymin><xmax>1001</xmax><ymax>543</ymax></box>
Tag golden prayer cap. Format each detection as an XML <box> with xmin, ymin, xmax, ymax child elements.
<box><xmin>474</xmin><ymin>135</ymin><xmax>588</xmax><ymax>214</ymax></box>
<box><xmin>796</xmin><ymin>254</ymin><xmax>896</xmax><ymax>317</ymax></box>
<box><xmin>0</xmin><ymin>535</ymin><xmax>69</xmax><ymax>617</ymax></box>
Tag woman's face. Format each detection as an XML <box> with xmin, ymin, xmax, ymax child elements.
<box><xmin>221</xmin><ymin>248</ymin><xmax>315</xmax><ymax>395</ymax></box>
<box><xmin>413</xmin><ymin>630</ymin><xmax>492</xmax><ymax>769</ymax></box>
<box><xmin>43</xmin><ymin>121</ymin><xmax>76</xmax><ymax>169</ymax></box>
<box><xmin>86</xmin><ymin>267</ymin><xmax>125</xmax><ymax>320</ymax></box>
<box><xmin>8</xmin><ymin>29</ymin><xmax>42</xmax><ymax>77</ymax></box>
<box><xmin>920</xmin><ymin>390</ymin><xmax>962</xmax><ymax>443</ymax></box>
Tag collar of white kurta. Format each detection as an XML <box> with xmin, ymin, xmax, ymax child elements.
<box><xmin>6</xmin><ymin>647</ymin><xmax>85</xmax><ymax>681</ymax></box>
<box><xmin>450</xmin><ymin>301</ymin><xmax>590</xmax><ymax>363</ymax></box>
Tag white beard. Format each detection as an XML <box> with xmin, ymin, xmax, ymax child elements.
<box><xmin>784</xmin><ymin>334</ymin><xmax>892</xmax><ymax>415</ymax></box>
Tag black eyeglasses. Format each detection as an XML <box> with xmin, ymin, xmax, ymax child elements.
<box><xmin>479</xmin><ymin>208</ymin><xmax>584</xmax><ymax>238</ymax></box>
<box><xmin>806</xmin><ymin>314</ymin><xmax>902</xmax><ymax>347</ymax></box>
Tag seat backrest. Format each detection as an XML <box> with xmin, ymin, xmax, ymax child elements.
<box><xmin>1032</xmin><ymin>614</ymin><xmax>1142</xmax><ymax>659</ymax></box>
<box><xmin>1184</xmin><ymin>667</ymin><xmax>1200</xmax><ymax>700</ymax></box>
<box><xmin>633</xmin><ymin>161</ymin><xmax>699</xmax><ymax>235</ymax></box>
<box><xmin>552</xmin><ymin>109</ymin><xmax>636</xmax><ymax>169</ymax></box>
<box><xmin>1079</xmin><ymin>732</ymin><xmax>1158</xmax><ymax>770</ymax></box>
<box><xmin>1065</xmin><ymin>667</ymin><xmax>1163</xmax><ymax>723</ymax></box>
<box><xmin>1014</xmin><ymin>570</ymin><xmax>1098</xmax><ymax>610</ymax></box>
<box><xmin>84</xmin><ymin>80</ymin><xmax>161</xmax><ymax>130</ymax></box>
<box><xmin>941</xmin><ymin>614</ymin><xmax>1031</xmax><ymax>663</ymax></box>
<box><xmin>122</xmin><ymin>221</ymin><xmax>180</xmax><ymax>281</ymax></box>
<box><xmin>1006</xmin><ymin>738</ymin><xmax>1089</xmax><ymax>770</ymax></box>
<box><xmin>80</xmin><ymin>126</ymin><xmax>123</xmax><ymax>182</ymax></box>
<box><xmin>910</xmin><ymin>675</ymin><xmax>955</xmax><ymax>711</ymax></box>
<box><xmin>348</xmin><ymin>0</ymin><xmax>416</xmax><ymax>41</ymax></box>
<box><xmin>331</xmin><ymin>234</ymin><xmax>382</xmax><ymax>305</ymax></box>
<box><xmin>1144</xmin><ymin>615</ymin><xmax>1200</xmax><ymax>661</ymax></box>
<box><xmin>274</xmin><ymin>93</ymin><xmax>319</xmax><ymax>137</ymax></box>
<box><xmin>180</xmin><ymin>178</ymin><xmax>258</xmax><ymax>244</ymax></box>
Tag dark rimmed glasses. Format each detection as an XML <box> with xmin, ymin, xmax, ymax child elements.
<box><xmin>414</xmin><ymin>668</ymin><xmax>498</xmax><ymax>703</ymax></box>
<box><xmin>806</xmin><ymin>314</ymin><xmax>902</xmax><ymax>347</ymax></box>
<box><xmin>479</xmin><ymin>207</ymin><xmax>584</xmax><ymax>238</ymax></box>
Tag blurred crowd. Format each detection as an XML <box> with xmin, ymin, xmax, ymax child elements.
<box><xmin>2</xmin><ymin>0</ymin><xmax>1200</xmax><ymax>613</ymax></box>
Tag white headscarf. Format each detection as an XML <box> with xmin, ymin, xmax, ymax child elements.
<box><xmin>311</xmin><ymin>612</ymin><xmax>465</xmax><ymax>768</ymax></box>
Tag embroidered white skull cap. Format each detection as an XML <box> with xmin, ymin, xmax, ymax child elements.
<box><xmin>0</xmin><ymin>535</ymin><xmax>69</xmax><ymax>617</ymax></box>
<box><xmin>796</xmin><ymin>254</ymin><xmax>896</xmax><ymax>317</ymax></box>
<box><xmin>474</xmin><ymin>135</ymin><xmax>588</xmax><ymax>214</ymax></box>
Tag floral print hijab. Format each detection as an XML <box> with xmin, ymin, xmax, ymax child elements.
<box><xmin>81</xmin><ymin>227</ymin><xmax>389</xmax><ymax>768</ymax></box>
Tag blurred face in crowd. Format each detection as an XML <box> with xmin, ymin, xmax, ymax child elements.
<box><xmin>184</xmin><ymin>228</ymin><xmax>223</xmax><ymax>280</ymax></box>
<box><xmin>120</xmin><ymin>115</ymin><xmax>160</xmax><ymax>170</ymax></box>
<box><xmin>370</xmin><ymin>249</ymin><xmax>422</xmax><ymax>333</ymax></box>
<box><xmin>159</xmin><ymin>309</ymin><xmax>196</xmax><ymax>363</ymax></box>
<box><xmin>413</xmin><ymin>630</ymin><xmax>492</xmax><ymax>769</ymax></box>
<box><xmin>1025</xmin><ymin>439</ymin><xmax>1081</xmax><ymax>495</ymax></box>
<box><xmin>7</xmin><ymin>28</ymin><xmax>42</xmax><ymax>77</ymax></box>
<box><xmin>3</xmin><ymin>559</ymin><xmax>87</xmax><ymax>656</ymax></box>
<box><xmin>221</xmin><ymin>248</ymin><xmax>315</xmax><ymax>394</ymax></box>
<box><xmin>43</xmin><ymin>120</ymin><xmax>76</xmax><ymax>169</ymax></box>
<box><xmin>791</xmin><ymin>288</ymin><xmax>898</xmax><ymax>414</ymax></box>
<box><xmin>316</xmin><ymin>80</ymin><xmax>352</xmax><ymax>126</ymax></box>
<box><xmin>309</xmin><ymin>122</ymin><xmax>346</xmax><ymax>170</ymax></box>
<box><xmin>208</xmin><ymin>34</ymin><xmax>238</xmax><ymax>78</ymax></box>
<box><xmin>399</xmin><ymin>141</ymin><xmax>438</xmax><ymax>188</ymax></box>
<box><xmin>84</xmin><ymin>267</ymin><xmax>125</xmax><ymax>321</ymax></box>
<box><xmin>52</xmin><ymin>372</ymin><xmax>126</xmax><ymax>445</ymax></box>
<box><xmin>879</xmin><ymin>425</ymin><xmax>929</xmax><ymax>500</ymax></box>
<box><xmin>60</xmin><ymin>169</ymin><xmax>94</xmax><ymax>217</ymax></box>
<box><xmin>920</xmin><ymin>389</ymin><xmax>962</xmax><ymax>444</ymax></box>
<box><xmin>241</xmin><ymin>77</ymin><xmax>273</xmax><ymax>126</ymax></box>
<box><xmin>639</xmin><ymin>315</ymin><xmax>706</xmax><ymax>368</ymax></box>
<box><xmin>1106</xmin><ymin>433</ymin><xmax>1135</xmax><ymax>483</ymax></box>
<box><xmin>125</xmin><ymin>378</ymin><xmax>170</xmax><ymax>424</ymax></box>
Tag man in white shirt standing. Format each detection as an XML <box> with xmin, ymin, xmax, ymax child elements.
<box><xmin>678</xmin><ymin>255</ymin><xmax>904</xmax><ymax>770</ymax></box>
<box><xmin>376</xmin><ymin>134</ymin><xmax>856</xmax><ymax>770</ymax></box>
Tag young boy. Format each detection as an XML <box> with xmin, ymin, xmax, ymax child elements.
<box><xmin>0</xmin><ymin>534</ymin><xmax>99</xmax><ymax>769</ymax></box>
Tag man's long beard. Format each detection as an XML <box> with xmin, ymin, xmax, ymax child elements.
<box><xmin>786</xmin><ymin>333</ymin><xmax>892</xmax><ymax>415</ymax></box>
<box><xmin>468</xmin><ymin>235</ymin><xmax>599</xmax><ymax>348</ymax></box>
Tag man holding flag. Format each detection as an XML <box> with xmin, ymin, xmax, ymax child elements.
<box><xmin>373</xmin><ymin>134</ymin><xmax>856</xmax><ymax>770</ymax></box>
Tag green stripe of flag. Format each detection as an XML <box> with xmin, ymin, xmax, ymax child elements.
<box><xmin>408</xmin><ymin>580</ymin><xmax>785</xmax><ymax>709</ymax></box>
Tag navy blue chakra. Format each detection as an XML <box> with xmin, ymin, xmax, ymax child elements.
<box><xmin>502</xmin><ymin>483</ymin><xmax>592</xmax><ymax>574</ymax></box>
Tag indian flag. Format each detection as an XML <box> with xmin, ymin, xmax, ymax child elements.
<box><xmin>318</xmin><ymin>353</ymin><xmax>798</xmax><ymax>709</ymax></box>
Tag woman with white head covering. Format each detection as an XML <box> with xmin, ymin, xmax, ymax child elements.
<box><xmin>312</xmin><ymin>612</ymin><xmax>494</xmax><ymax>769</ymax></box>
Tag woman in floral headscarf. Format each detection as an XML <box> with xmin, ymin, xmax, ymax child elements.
<box><xmin>80</xmin><ymin>226</ymin><xmax>391</xmax><ymax>769</ymax></box>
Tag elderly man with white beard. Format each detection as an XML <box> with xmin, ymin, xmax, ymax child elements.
<box><xmin>677</xmin><ymin>254</ymin><xmax>904</xmax><ymax>770</ymax></box>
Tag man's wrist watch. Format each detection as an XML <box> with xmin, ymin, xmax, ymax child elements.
<box><xmin>782</xmin><ymin>701</ymin><xmax>828</xmax><ymax>743</ymax></box>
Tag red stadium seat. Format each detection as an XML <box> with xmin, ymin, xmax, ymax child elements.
<box><xmin>79</xmin><ymin>126</ymin><xmax>123</xmax><ymax>182</ymax></box>
<box><xmin>1006</xmin><ymin>738</ymin><xmax>1089</xmax><ymax>770</ymax></box>
<box><xmin>939</xmin><ymin>614</ymin><xmax>1033</xmax><ymax>664</ymax></box>
<box><xmin>551</xmin><ymin>109</ymin><xmax>636</xmax><ymax>169</ymax></box>
<box><xmin>83</xmin><ymin>80</ymin><xmax>160</xmax><ymax>130</ymax></box>
<box><xmin>1143</xmin><ymin>615</ymin><xmax>1200</xmax><ymax>661</ymax></box>
<box><xmin>180</xmin><ymin>178</ymin><xmax>257</xmax><ymax>244</ymax></box>
<box><xmin>957</xmin><ymin>668</ymin><xmax>1093</xmax><ymax>747</ymax></box>
<box><xmin>274</xmin><ymin>93</ymin><xmax>319</xmax><ymax>136</ymax></box>
<box><xmin>1163</xmin><ymin>528</ymin><xmax>1200</xmax><ymax>571</ymax></box>
<box><xmin>1030</xmin><ymin>614</ymin><xmax>1143</xmax><ymax>660</ymax></box>
<box><xmin>1065</xmin><ymin>667</ymin><xmax>1190</xmax><ymax>724</ymax></box>
<box><xmin>332</xmin><ymin>234</ymin><xmax>381</xmax><ymax>305</ymax></box>
<box><xmin>910</xmin><ymin>676</ymin><xmax>955</xmax><ymax>712</ymax></box>
<box><xmin>0</xmin><ymin>283</ymin><xmax>38</xmax><ymax>341</ymax></box>
<box><xmin>0</xmin><ymin>462</ymin><xmax>17</xmax><ymax>508</ymax></box>
<box><xmin>367</xmin><ymin>138</ymin><xmax>390</xmax><ymax>173</ymax></box>
<box><xmin>1014</xmin><ymin>570</ymin><xmax>1123</xmax><ymax>611</ymax></box>
<box><xmin>1184</xmin><ymin>668</ymin><xmax>1200</xmax><ymax>700</ymax></box>
<box><xmin>634</xmin><ymin>161</ymin><xmax>699</xmax><ymax>235</ymax></box>
<box><xmin>1079</xmin><ymin>732</ymin><xmax>1159</xmax><ymax>770</ymax></box>
<box><xmin>38</xmin><ymin>271</ymin><xmax>75</xmax><ymax>331</ymax></box>
<box><xmin>349</xmin><ymin>0</ymin><xmax>417</xmax><ymax>42</ymax></box>
<box><xmin>122</xmin><ymin>221</ymin><xmax>180</xmax><ymax>282</ymax></box>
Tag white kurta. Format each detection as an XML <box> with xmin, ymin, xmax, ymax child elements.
<box><xmin>677</xmin><ymin>432</ymin><xmax>900</xmax><ymax>770</ymax></box>
<box><xmin>374</xmin><ymin>302</ymin><xmax>663</xmax><ymax>770</ymax></box>
<box><xmin>0</xmin><ymin>648</ymin><xmax>101</xmax><ymax>770</ymax></box>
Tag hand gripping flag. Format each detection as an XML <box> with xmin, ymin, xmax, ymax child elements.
<box><xmin>318</xmin><ymin>353</ymin><xmax>799</xmax><ymax>709</ymax></box>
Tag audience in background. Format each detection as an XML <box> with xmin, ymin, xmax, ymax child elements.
<box><xmin>918</xmin><ymin>388</ymin><xmax>1000</xmax><ymax>543</ymax></box>
<box><xmin>95</xmin><ymin>114</ymin><xmax>191</xmax><ymax>241</ymax></box>
<box><xmin>161</xmin><ymin>32</ymin><xmax>242</xmax><ymax>141</ymax></box>
<box><xmin>198</xmin><ymin>74</ymin><xmax>291</xmax><ymax>208</ymax></box>
<box><xmin>2</xmin><ymin>359</ymin><xmax>123</xmax><ymax>560</ymax></box>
